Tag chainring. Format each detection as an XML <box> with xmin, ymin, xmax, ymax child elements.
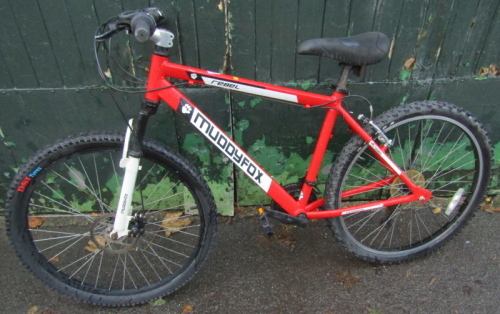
<box><xmin>270</xmin><ymin>182</ymin><xmax>318</xmax><ymax>212</ymax></box>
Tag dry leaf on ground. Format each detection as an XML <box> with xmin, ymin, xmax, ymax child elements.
<box><xmin>482</xmin><ymin>203</ymin><xmax>500</xmax><ymax>214</ymax></box>
<box><xmin>28</xmin><ymin>216</ymin><xmax>46</xmax><ymax>228</ymax></box>
<box><xmin>334</xmin><ymin>270</ymin><xmax>361</xmax><ymax>292</ymax></box>
<box><xmin>85</xmin><ymin>235</ymin><xmax>106</xmax><ymax>252</ymax></box>
<box><xmin>161</xmin><ymin>212</ymin><xmax>193</xmax><ymax>237</ymax></box>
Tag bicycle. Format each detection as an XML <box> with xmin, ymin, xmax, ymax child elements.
<box><xmin>5</xmin><ymin>8</ymin><xmax>492</xmax><ymax>306</ymax></box>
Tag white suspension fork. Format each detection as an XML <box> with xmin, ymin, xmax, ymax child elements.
<box><xmin>110</xmin><ymin>120</ymin><xmax>141</xmax><ymax>239</ymax></box>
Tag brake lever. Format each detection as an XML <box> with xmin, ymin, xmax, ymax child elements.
<box><xmin>95</xmin><ymin>11</ymin><xmax>138</xmax><ymax>42</ymax></box>
<box><xmin>94</xmin><ymin>8</ymin><xmax>165</xmax><ymax>42</ymax></box>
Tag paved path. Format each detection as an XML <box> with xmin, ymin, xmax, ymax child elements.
<box><xmin>2</xmin><ymin>211</ymin><xmax>499</xmax><ymax>313</ymax></box>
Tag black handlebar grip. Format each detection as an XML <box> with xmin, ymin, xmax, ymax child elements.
<box><xmin>131</xmin><ymin>13</ymin><xmax>156</xmax><ymax>42</ymax></box>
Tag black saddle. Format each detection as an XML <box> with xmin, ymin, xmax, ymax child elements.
<box><xmin>297</xmin><ymin>32</ymin><xmax>390</xmax><ymax>66</ymax></box>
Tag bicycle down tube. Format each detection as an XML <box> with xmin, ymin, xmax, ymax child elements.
<box><xmin>143</xmin><ymin>53</ymin><xmax>432</xmax><ymax>218</ymax></box>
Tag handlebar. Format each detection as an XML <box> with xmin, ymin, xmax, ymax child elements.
<box><xmin>95</xmin><ymin>7</ymin><xmax>165</xmax><ymax>43</ymax></box>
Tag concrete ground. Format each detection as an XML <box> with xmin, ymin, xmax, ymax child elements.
<box><xmin>1</xmin><ymin>209</ymin><xmax>500</xmax><ymax>314</ymax></box>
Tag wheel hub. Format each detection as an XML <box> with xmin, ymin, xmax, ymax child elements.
<box><xmin>390</xmin><ymin>170</ymin><xmax>425</xmax><ymax>197</ymax></box>
<box><xmin>90</xmin><ymin>213</ymin><xmax>140</xmax><ymax>254</ymax></box>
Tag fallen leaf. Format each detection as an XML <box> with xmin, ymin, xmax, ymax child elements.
<box><xmin>149</xmin><ymin>298</ymin><xmax>166</xmax><ymax>306</ymax></box>
<box><xmin>429</xmin><ymin>276</ymin><xmax>437</xmax><ymax>285</ymax></box>
<box><xmin>275</xmin><ymin>225</ymin><xmax>296</xmax><ymax>251</ymax></box>
<box><xmin>334</xmin><ymin>270</ymin><xmax>361</xmax><ymax>292</ymax></box>
<box><xmin>203</xmin><ymin>291</ymin><xmax>216</xmax><ymax>299</ymax></box>
<box><xmin>182</xmin><ymin>305</ymin><xmax>194</xmax><ymax>313</ymax></box>
<box><xmin>48</xmin><ymin>257</ymin><xmax>60</xmax><ymax>263</ymax></box>
<box><xmin>367</xmin><ymin>307</ymin><xmax>383</xmax><ymax>314</ymax></box>
<box><xmin>29</xmin><ymin>216</ymin><xmax>46</xmax><ymax>228</ymax></box>
<box><xmin>481</xmin><ymin>203</ymin><xmax>500</xmax><ymax>214</ymax></box>
<box><xmin>103</xmin><ymin>69</ymin><xmax>112</xmax><ymax>79</ymax></box>
<box><xmin>27</xmin><ymin>306</ymin><xmax>38</xmax><ymax>314</ymax></box>
<box><xmin>490</xmin><ymin>64</ymin><xmax>500</xmax><ymax>76</ymax></box>
<box><xmin>403</xmin><ymin>57</ymin><xmax>416</xmax><ymax>70</ymax></box>
<box><xmin>478</xmin><ymin>64</ymin><xmax>500</xmax><ymax>77</ymax></box>
<box><xmin>432</xmin><ymin>207</ymin><xmax>442</xmax><ymax>214</ymax></box>
<box><xmin>161</xmin><ymin>212</ymin><xmax>193</xmax><ymax>237</ymax></box>
<box><xmin>85</xmin><ymin>236</ymin><xmax>106</xmax><ymax>252</ymax></box>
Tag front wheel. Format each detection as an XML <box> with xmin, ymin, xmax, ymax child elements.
<box><xmin>326</xmin><ymin>101</ymin><xmax>492</xmax><ymax>264</ymax></box>
<box><xmin>5</xmin><ymin>132</ymin><xmax>218</xmax><ymax>306</ymax></box>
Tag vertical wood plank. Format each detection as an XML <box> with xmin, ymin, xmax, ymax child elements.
<box><xmin>367</xmin><ymin>0</ymin><xmax>404</xmax><ymax>82</ymax></box>
<box><xmin>38</xmin><ymin>0</ymin><xmax>87</xmax><ymax>87</ymax></box>
<box><xmin>64</xmin><ymin>0</ymin><xmax>101</xmax><ymax>86</ymax></box>
<box><xmin>348</xmin><ymin>0</ymin><xmax>377</xmax><ymax>36</ymax></box>
<box><xmin>229</xmin><ymin>0</ymin><xmax>257</xmax><ymax>80</ymax></box>
<box><xmin>455</xmin><ymin>0</ymin><xmax>498</xmax><ymax>77</ymax></box>
<box><xmin>270</xmin><ymin>0</ymin><xmax>299</xmax><ymax>83</ymax></box>
<box><xmin>193</xmin><ymin>0</ymin><xmax>226</xmax><ymax>72</ymax></box>
<box><xmin>432</xmin><ymin>0</ymin><xmax>481</xmax><ymax>78</ymax></box>
<box><xmin>474</xmin><ymin>1</ymin><xmax>500</xmax><ymax>74</ymax></box>
<box><xmin>176</xmin><ymin>0</ymin><xmax>200</xmax><ymax>66</ymax></box>
<box><xmin>255</xmin><ymin>0</ymin><xmax>273</xmax><ymax>82</ymax></box>
<box><xmin>295</xmin><ymin>0</ymin><xmax>326</xmax><ymax>82</ymax></box>
<box><xmin>412</xmin><ymin>0</ymin><xmax>455</xmax><ymax>80</ymax></box>
<box><xmin>5</xmin><ymin>1</ymin><xmax>62</xmax><ymax>87</ymax></box>
<box><xmin>387</xmin><ymin>0</ymin><xmax>429</xmax><ymax>81</ymax></box>
<box><xmin>0</xmin><ymin>49</ymin><xmax>15</xmax><ymax>88</ymax></box>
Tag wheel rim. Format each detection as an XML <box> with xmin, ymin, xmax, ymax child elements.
<box><xmin>337</xmin><ymin>115</ymin><xmax>484</xmax><ymax>256</ymax></box>
<box><xmin>21</xmin><ymin>144</ymin><xmax>206</xmax><ymax>294</ymax></box>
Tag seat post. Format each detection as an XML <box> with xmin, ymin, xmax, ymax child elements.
<box><xmin>336</xmin><ymin>65</ymin><xmax>351</xmax><ymax>94</ymax></box>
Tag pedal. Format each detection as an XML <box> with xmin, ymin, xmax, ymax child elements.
<box><xmin>257</xmin><ymin>208</ymin><xmax>275</xmax><ymax>237</ymax></box>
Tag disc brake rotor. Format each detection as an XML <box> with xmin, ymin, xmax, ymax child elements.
<box><xmin>90</xmin><ymin>213</ymin><xmax>139</xmax><ymax>254</ymax></box>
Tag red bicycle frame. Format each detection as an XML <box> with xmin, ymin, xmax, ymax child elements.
<box><xmin>143</xmin><ymin>54</ymin><xmax>431</xmax><ymax>219</ymax></box>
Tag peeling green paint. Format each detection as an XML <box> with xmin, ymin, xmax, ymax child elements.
<box><xmin>494</xmin><ymin>143</ymin><xmax>500</xmax><ymax>162</ymax></box>
<box><xmin>0</xmin><ymin>127</ymin><xmax>15</xmax><ymax>147</ymax></box>
<box><xmin>400</xmin><ymin>93</ymin><xmax>409</xmax><ymax>105</ymax></box>
<box><xmin>249</xmin><ymin>98</ymin><xmax>262</xmax><ymax>108</ymax></box>
<box><xmin>181</xmin><ymin>129</ymin><xmax>234</xmax><ymax>215</ymax></box>
<box><xmin>182</xmin><ymin>133</ymin><xmax>210</xmax><ymax>164</ymax></box>
<box><xmin>399</xmin><ymin>69</ymin><xmax>411</xmax><ymax>81</ymax></box>
<box><xmin>237</xmin><ymin>100</ymin><xmax>246</xmax><ymax>107</ymax></box>
<box><xmin>234</xmin><ymin>119</ymin><xmax>250</xmax><ymax>144</ymax></box>
<box><xmin>300</xmin><ymin>79</ymin><xmax>312</xmax><ymax>90</ymax></box>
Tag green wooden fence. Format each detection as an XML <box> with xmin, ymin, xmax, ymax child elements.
<box><xmin>1</xmin><ymin>0</ymin><xmax>499</xmax><ymax>214</ymax></box>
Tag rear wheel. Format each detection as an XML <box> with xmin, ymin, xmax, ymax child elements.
<box><xmin>6</xmin><ymin>132</ymin><xmax>217</xmax><ymax>306</ymax></box>
<box><xmin>326</xmin><ymin>101</ymin><xmax>492</xmax><ymax>263</ymax></box>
